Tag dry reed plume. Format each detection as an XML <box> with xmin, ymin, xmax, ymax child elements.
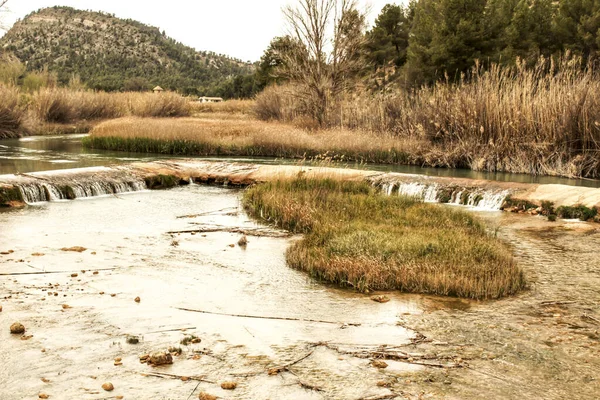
<box><xmin>256</xmin><ymin>57</ymin><xmax>600</xmax><ymax>178</ymax></box>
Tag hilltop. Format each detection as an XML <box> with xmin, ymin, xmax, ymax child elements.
<box><xmin>0</xmin><ymin>6</ymin><xmax>255</xmax><ymax>96</ymax></box>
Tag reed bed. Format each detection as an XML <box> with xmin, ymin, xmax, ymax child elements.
<box><xmin>84</xmin><ymin>117</ymin><xmax>422</xmax><ymax>162</ymax></box>
<box><xmin>243</xmin><ymin>178</ymin><xmax>525</xmax><ymax>299</ymax></box>
<box><xmin>0</xmin><ymin>85</ymin><xmax>26</xmax><ymax>139</ymax></box>
<box><xmin>189</xmin><ymin>99</ymin><xmax>254</xmax><ymax>115</ymax></box>
<box><xmin>256</xmin><ymin>58</ymin><xmax>600</xmax><ymax>178</ymax></box>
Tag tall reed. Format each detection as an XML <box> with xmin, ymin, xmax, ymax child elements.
<box><xmin>256</xmin><ymin>57</ymin><xmax>600</xmax><ymax>178</ymax></box>
<box><xmin>0</xmin><ymin>85</ymin><xmax>25</xmax><ymax>139</ymax></box>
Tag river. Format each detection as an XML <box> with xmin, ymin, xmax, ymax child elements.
<box><xmin>2</xmin><ymin>134</ymin><xmax>600</xmax><ymax>188</ymax></box>
<box><xmin>1</xmin><ymin>135</ymin><xmax>599</xmax><ymax>399</ymax></box>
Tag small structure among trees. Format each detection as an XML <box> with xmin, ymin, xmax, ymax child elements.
<box><xmin>153</xmin><ymin>86</ymin><xmax>164</xmax><ymax>94</ymax></box>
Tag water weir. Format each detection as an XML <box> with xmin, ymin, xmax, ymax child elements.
<box><xmin>1</xmin><ymin>161</ymin><xmax>600</xmax><ymax>213</ymax></box>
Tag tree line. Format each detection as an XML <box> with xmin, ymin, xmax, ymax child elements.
<box><xmin>253</xmin><ymin>0</ymin><xmax>600</xmax><ymax>93</ymax></box>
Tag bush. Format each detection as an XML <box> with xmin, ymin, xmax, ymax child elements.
<box><xmin>0</xmin><ymin>85</ymin><xmax>26</xmax><ymax>138</ymax></box>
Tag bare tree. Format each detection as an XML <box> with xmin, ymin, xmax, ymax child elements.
<box><xmin>0</xmin><ymin>0</ymin><xmax>10</xmax><ymax>31</ymax></box>
<box><xmin>280</xmin><ymin>0</ymin><xmax>366</xmax><ymax>126</ymax></box>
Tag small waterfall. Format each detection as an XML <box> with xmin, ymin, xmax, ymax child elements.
<box><xmin>379</xmin><ymin>181</ymin><xmax>510</xmax><ymax>211</ymax></box>
<box><xmin>16</xmin><ymin>178</ymin><xmax>147</xmax><ymax>204</ymax></box>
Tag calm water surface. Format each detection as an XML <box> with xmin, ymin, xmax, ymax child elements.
<box><xmin>2</xmin><ymin>134</ymin><xmax>600</xmax><ymax>187</ymax></box>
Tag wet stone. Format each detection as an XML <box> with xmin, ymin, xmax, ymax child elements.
<box><xmin>148</xmin><ymin>352</ymin><xmax>173</xmax><ymax>366</ymax></box>
<box><xmin>102</xmin><ymin>382</ymin><xmax>114</xmax><ymax>392</ymax></box>
<box><xmin>10</xmin><ymin>322</ymin><xmax>25</xmax><ymax>334</ymax></box>
<box><xmin>372</xmin><ymin>360</ymin><xmax>388</xmax><ymax>369</ymax></box>
<box><xmin>371</xmin><ymin>295</ymin><xmax>390</xmax><ymax>303</ymax></box>
<box><xmin>220</xmin><ymin>382</ymin><xmax>237</xmax><ymax>390</ymax></box>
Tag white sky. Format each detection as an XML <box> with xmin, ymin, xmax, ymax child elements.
<box><xmin>0</xmin><ymin>0</ymin><xmax>405</xmax><ymax>62</ymax></box>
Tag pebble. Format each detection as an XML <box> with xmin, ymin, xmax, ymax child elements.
<box><xmin>220</xmin><ymin>382</ymin><xmax>237</xmax><ymax>390</ymax></box>
<box><xmin>0</xmin><ymin>305</ymin><xmax>2</xmax><ymax>312</ymax></box>
<box><xmin>70</xmin><ymin>273</ymin><xmax>78</xmax><ymax>278</ymax></box>
<box><xmin>10</xmin><ymin>322</ymin><xmax>25</xmax><ymax>334</ymax></box>
<box><xmin>93</xmin><ymin>271</ymin><xmax>99</xmax><ymax>275</ymax></box>
<box><xmin>38</xmin><ymin>394</ymin><xmax>49</xmax><ymax>399</ymax></box>
<box><xmin>102</xmin><ymin>382</ymin><xmax>114</xmax><ymax>392</ymax></box>
<box><xmin>199</xmin><ymin>393</ymin><xmax>217</xmax><ymax>400</ymax></box>
<box><xmin>372</xmin><ymin>360</ymin><xmax>388</xmax><ymax>369</ymax></box>
<box><xmin>371</xmin><ymin>295</ymin><xmax>390</xmax><ymax>303</ymax></box>
<box><xmin>135</xmin><ymin>297</ymin><xmax>141</xmax><ymax>303</ymax></box>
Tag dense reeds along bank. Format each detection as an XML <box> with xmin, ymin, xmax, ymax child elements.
<box><xmin>243</xmin><ymin>178</ymin><xmax>526</xmax><ymax>299</ymax></box>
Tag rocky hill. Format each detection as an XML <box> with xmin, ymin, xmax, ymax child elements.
<box><xmin>0</xmin><ymin>6</ymin><xmax>255</xmax><ymax>95</ymax></box>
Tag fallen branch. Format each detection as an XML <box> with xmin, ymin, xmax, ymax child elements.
<box><xmin>0</xmin><ymin>267</ymin><xmax>118</xmax><ymax>276</ymax></box>
<box><xmin>582</xmin><ymin>314</ymin><xmax>600</xmax><ymax>324</ymax></box>
<box><xmin>176</xmin><ymin>307</ymin><xmax>360</xmax><ymax>326</ymax></box>
<box><xmin>177</xmin><ymin>207</ymin><xmax>238</xmax><ymax>219</ymax></box>
<box><xmin>268</xmin><ymin>350</ymin><xmax>315</xmax><ymax>375</ymax></box>
<box><xmin>358</xmin><ymin>394</ymin><xmax>398</xmax><ymax>400</ymax></box>
<box><xmin>168</xmin><ymin>225</ymin><xmax>291</xmax><ymax>238</ymax></box>
<box><xmin>141</xmin><ymin>372</ymin><xmax>215</xmax><ymax>384</ymax></box>
<box><xmin>541</xmin><ymin>301</ymin><xmax>576</xmax><ymax>306</ymax></box>
<box><xmin>313</xmin><ymin>343</ymin><xmax>463</xmax><ymax>369</ymax></box>
<box><xmin>145</xmin><ymin>327</ymin><xmax>197</xmax><ymax>334</ymax></box>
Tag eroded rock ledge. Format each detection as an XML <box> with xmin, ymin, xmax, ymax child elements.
<box><xmin>1</xmin><ymin>160</ymin><xmax>599</xmax><ymax>216</ymax></box>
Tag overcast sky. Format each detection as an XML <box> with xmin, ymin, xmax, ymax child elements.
<box><xmin>0</xmin><ymin>0</ymin><xmax>405</xmax><ymax>62</ymax></box>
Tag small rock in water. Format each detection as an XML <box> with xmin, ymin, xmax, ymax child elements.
<box><xmin>148</xmin><ymin>352</ymin><xmax>173</xmax><ymax>366</ymax></box>
<box><xmin>101</xmin><ymin>382</ymin><xmax>114</xmax><ymax>392</ymax></box>
<box><xmin>198</xmin><ymin>393</ymin><xmax>217</xmax><ymax>400</ymax></box>
<box><xmin>237</xmin><ymin>235</ymin><xmax>248</xmax><ymax>247</ymax></box>
<box><xmin>38</xmin><ymin>394</ymin><xmax>49</xmax><ymax>399</ymax></box>
<box><xmin>61</xmin><ymin>247</ymin><xmax>87</xmax><ymax>253</ymax></box>
<box><xmin>134</xmin><ymin>297</ymin><xmax>141</xmax><ymax>303</ymax></box>
<box><xmin>220</xmin><ymin>382</ymin><xmax>237</xmax><ymax>390</ymax></box>
<box><xmin>70</xmin><ymin>273</ymin><xmax>78</xmax><ymax>278</ymax></box>
<box><xmin>93</xmin><ymin>271</ymin><xmax>99</xmax><ymax>275</ymax></box>
<box><xmin>10</xmin><ymin>322</ymin><xmax>25</xmax><ymax>334</ymax></box>
<box><xmin>372</xmin><ymin>360</ymin><xmax>388</xmax><ymax>369</ymax></box>
<box><xmin>371</xmin><ymin>295</ymin><xmax>390</xmax><ymax>303</ymax></box>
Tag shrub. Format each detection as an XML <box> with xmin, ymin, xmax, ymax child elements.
<box><xmin>0</xmin><ymin>85</ymin><xmax>26</xmax><ymax>138</ymax></box>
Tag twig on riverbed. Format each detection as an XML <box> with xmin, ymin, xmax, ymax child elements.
<box><xmin>268</xmin><ymin>350</ymin><xmax>315</xmax><ymax>375</ymax></box>
<box><xmin>177</xmin><ymin>207</ymin><xmax>239</xmax><ymax>219</ymax></box>
<box><xmin>358</xmin><ymin>394</ymin><xmax>398</xmax><ymax>400</ymax></box>
<box><xmin>311</xmin><ymin>342</ymin><xmax>464</xmax><ymax>369</ymax></box>
<box><xmin>140</xmin><ymin>371</ymin><xmax>216</xmax><ymax>384</ymax></box>
<box><xmin>175</xmin><ymin>307</ymin><xmax>361</xmax><ymax>326</ymax></box>
<box><xmin>145</xmin><ymin>327</ymin><xmax>197</xmax><ymax>334</ymax></box>
<box><xmin>541</xmin><ymin>300</ymin><xmax>576</xmax><ymax>306</ymax></box>
<box><xmin>167</xmin><ymin>225</ymin><xmax>291</xmax><ymax>238</ymax></box>
<box><xmin>0</xmin><ymin>267</ymin><xmax>118</xmax><ymax>276</ymax></box>
<box><xmin>581</xmin><ymin>314</ymin><xmax>600</xmax><ymax>324</ymax></box>
<box><xmin>284</xmin><ymin>369</ymin><xmax>324</xmax><ymax>392</ymax></box>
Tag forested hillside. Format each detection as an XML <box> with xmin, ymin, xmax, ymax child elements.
<box><xmin>0</xmin><ymin>6</ymin><xmax>256</xmax><ymax>96</ymax></box>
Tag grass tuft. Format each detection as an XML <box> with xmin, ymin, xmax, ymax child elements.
<box><xmin>243</xmin><ymin>178</ymin><xmax>525</xmax><ymax>299</ymax></box>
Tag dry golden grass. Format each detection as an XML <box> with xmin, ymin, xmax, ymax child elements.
<box><xmin>243</xmin><ymin>178</ymin><xmax>525</xmax><ymax>299</ymax></box>
<box><xmin>189</xmin><ymin>99</ymin><xmax>255</xmax><ymax>115</ymax></box>
<box><xmin>0</xmin><ymin>85</ymin><xmax>25</xmax><ymax>139</ymax></box>
<box><xmin>84</xmin><ymin>116</ymin><xmax>423</xmax><ymax>162</ymax></box>
<box><xmin>256</xmin><ymin>57</ymin><xmax>600</xmax><ymax>178</ymax></box>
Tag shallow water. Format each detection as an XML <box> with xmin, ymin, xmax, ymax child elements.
<box><xmin>0</xmin><ymin>185</ymin><xmax>424</xmax><ymax>399</ymax></box>
<box><xmin>2</xmin><ymin>134</ymin><xmax>600</xmax><ymax>187</ymax></box>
